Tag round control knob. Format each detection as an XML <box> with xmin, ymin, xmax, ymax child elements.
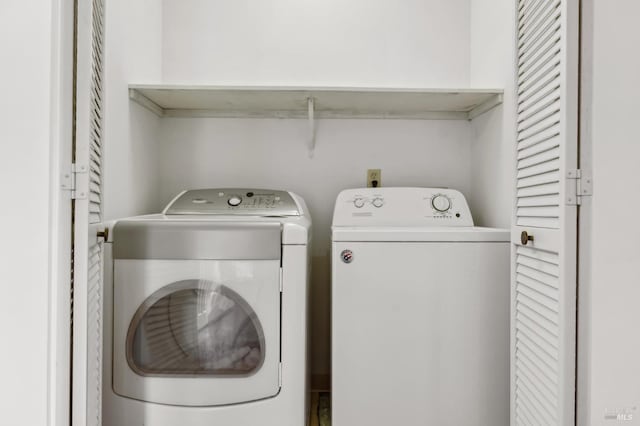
<box><xmin>431</xmin><ymin>194</ymin><xmax>451</xmax><ymax>212</ymax></box>
<box><xmin>353</xmin><ymin>198</ymin><xmax>365</xmax><ymax>208</ymax></box>
<box><xmin>227</xmin><ymin>196</ymin><xmax>242</xmax><ymax>206</ymax></box>
<box><xmin>372</xmin><ymin>197</ymin><xmax>384</xmax><ymax>208</ymax></box>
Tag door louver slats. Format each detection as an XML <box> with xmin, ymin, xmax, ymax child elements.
<box><xmin>512</xmin><ymin>0</ymin><xmax>577</xmax><ymax>425</ymax></box>
<box><xmin>517</xmin><ymin>113</ymin><xmax>560</xmax><ymax>143</ymax></box>
<box><xmin>516</xmin><ymin>0</ymin><xmax>562</xmax><ymax>230</ymax></box>
<box><xmin>518</xmin><ymin>84</ymin><xmax>560</xmax><ymax>116</ymax></box>
<box><xmin>85</xmin><ymin>0</ymin><xmax>104</xmax><ymax>419</ymax></box>
<box><xmin>518</xmin><ymin>143</ymin><xmax>560</xmax><ymax>167</ymax></box>
<box><xmin>72</xmin><ymin>0</ymin><xmax>105</xmax><ymax>425</ymax></box>
<box><xmin>518</xmin><ymin>1</ymin><xmax>549</xmax><ymax>34</ymax></box>
<box><xmin>518</xmin><ymin>27</ymin><xmax>560</xmax><ymax>70</ymax></box>
<box><xmin>517</xmin><ymin>89</ymin><xmax>560</xmax><ymax>125</ymax></box>
<box><xmin>519</xmin><ymin>13</ymin><xmax>561</xmax><ymax>56</ymax></box>
<box><xmin>517</xmin><ymin>194</ymin><xmax>560</xmax><ymax>208</ymax></box>
<box><xmin>518</xmin><ymin>34</ymin><xmax>561</xmax><ymax>80</ymax></box>
<box><xmin>518</xmin><ymin>153</ymin><xmax>560</xmax><ymax>177</ymax></box>
<box><xmin>518</xmin><ymin>134</ymin><xmax>560</xmax><ymax>159</ymax></box>
<box><xmin>86</xmin><ymin>241</ymin><xmax>103</xmax><ymax>426</ymax></box>
<box><xmin>518</xmin><ymin>63</ymin><xmax>560</xmax><ymax>101</ymax></box>
<box><xmin>515</xmin><ymin>247</ymin><xmax>561</xmax><ymax>426</ymax></box>
<box><xmin>88</xmin><ymin>0</ymin><xmax>104</xmax><ymax>226</ymax></box>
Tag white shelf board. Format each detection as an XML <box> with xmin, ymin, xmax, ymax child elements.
<box><xmin>129</xmin><ymin>85</ymin><xmax>503</xmax><ymax>120</ymax></box>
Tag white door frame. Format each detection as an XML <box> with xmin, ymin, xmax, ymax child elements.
<box><xmin>48</xmin><ymin>0</ymin><xmax>75</xmax><ymax>425</ymax></box>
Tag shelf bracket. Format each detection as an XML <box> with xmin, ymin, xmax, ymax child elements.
<box><xmin>467</xmin><ymin>93</ymin><xmax>503</xmax><ymax>120</ymax></box>
<box><xmin>307</xmin><ymin>97</ymin><xmax>316</xmax><ymax>158</ymax></box>
<box><xmin>129</xmin><ymin>88</ymin><xmax>164</xmax><ymax>117</ymax></box>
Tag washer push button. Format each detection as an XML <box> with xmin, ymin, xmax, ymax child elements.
<box><xmin>227</xmin><ymin>195</ymin><xmax>242</xmax><ymax>206</ymax></box>
<box><xmin>371</xmin><ymin>197</ymin><xmax>384</xmax><ymax>208</ymax></box>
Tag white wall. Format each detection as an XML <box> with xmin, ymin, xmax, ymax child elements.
<box><xmin>161</xmin><ymin>0</ymin><xmax>470</xmax><ymax>87</ymax></box>
<box><xmin>158</xmin><ymin>118</ymin><xmax>473</xmax><ymax>374</ymax></box>
<box><xmin>103</xmin><ymin>0</ymin><xmax>164</xmax><ymax>221</ymax></box>
<box><xmin>579</xmin><ymin>0</ymin><xmax>640</xmax><ymax>424</ymax></box>
<box><xmin>0</xmin><ymin>1</ymin><xmax>57</xmax><ymax>424</ymax></box>
<box><xmin>468</xmin><ymin>0</ymin><xmax>515</xmax><ymax>229</ymax></box>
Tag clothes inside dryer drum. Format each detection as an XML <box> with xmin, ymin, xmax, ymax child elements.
<box><xmin>126</xmin><ymin>280</ymin><xmax>266</xmax><ymax>376</ymax></box>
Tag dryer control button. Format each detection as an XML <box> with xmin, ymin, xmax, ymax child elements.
<box><xmin>228</xmin><ymin>196</ymin><xmax>242</xmax><ymax>206</ymax></box>
<box><xmin>372</xmin><ymin>197</ymin><xmax>384</xmax><ymax>208</ymax></box>
<box><xmin>353</xmin><ymin>198</ymin><xmax>365</xmax><ymax>208</ymax></box>
<box><xmin>432</xmin><ymin>194</ymin><xmax>451</xmax><ymax>212</ymax></box>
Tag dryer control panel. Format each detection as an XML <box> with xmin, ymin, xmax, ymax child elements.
<box><xmin>164</xmin><ymin>188</ymin><xmax>300</xmax><ymax>216</ymax></box>
<box><xmin>332</xmin><ymin>187</ymin><xmax>473</xmax><ymax>227</ymax></box>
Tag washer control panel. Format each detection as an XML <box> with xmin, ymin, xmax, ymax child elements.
<box><xmin>164</xmin><ymin>188</ymin><xmax>300</xmax><ymax>216</ymax></box>
<box><xmin>352</xmin><ymin>196</ymin><xmax>386</xmax><ymax>209</ymax></box>
<box><xmin>332</xmin><ymin>187</ymin><xmax>473</xmax><ymax>227</ymax></box>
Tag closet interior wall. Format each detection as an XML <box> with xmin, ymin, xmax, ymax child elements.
<box><xmin>102</xmin><ymin>0</ymin><xmax>163</xmax><ymax>221</ymax></box>
<box><xmin>469</xmin><ymin>0</ymin><xmax>516</xmax><ymax>230</ymax></box>
<box><xmin>103</xmin><ymin>0</ymin><xmax>514</xmax><ymax>381</ymax></box>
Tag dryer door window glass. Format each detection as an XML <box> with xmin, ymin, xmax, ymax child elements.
<box><xmin>127</xmin><ymin>280</ymin><xmax>265</xmax><ymax>376</ymax></box>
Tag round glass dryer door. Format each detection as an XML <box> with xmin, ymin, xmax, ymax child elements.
<box><xmin>113</xmin><ymin>259</ymin><xmax>281</xmax><ymax>407</ymax></box>
<box><xmin>127</xmin><ymin>281</ymin><xmax>266</xmax><ymax>377</ymax></box>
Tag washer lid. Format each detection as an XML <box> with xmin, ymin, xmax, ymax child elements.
<box><xmin>332</xmin><ymin>226</ymin><xmax>510</xmax><ymax>242</ymax></box>
<box><xmin>164</xmin><ymin>188</ymin><xmax>300</xmax><ymax>216</ymax></box>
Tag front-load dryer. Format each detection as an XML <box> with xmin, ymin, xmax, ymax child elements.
<box><xmin>102</xmin><ymin>189</ymin><xmax>310</xmax><ymax>426</ymax></box>
<box><xmin>331</xmin><ymin>187</ymin><xmax>510</xmax><ymax>426</ymax></box>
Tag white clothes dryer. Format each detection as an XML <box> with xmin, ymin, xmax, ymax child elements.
<box><xmin>331</xmin><ymin>187</ymin><xmax>510</xmax><ymax>426</ymax></box>
<box><xmin>103</xmin><ymin>189</ymin><xmax>310</xmax><ymax>426</ymax></box>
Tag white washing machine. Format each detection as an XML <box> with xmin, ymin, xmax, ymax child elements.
<box><xmin>332</xmin><ymin>187</ymin><xmax>510</xmax><ymax>426</ymax></box>
<box><xmin>103</xmin><ymin>188</ymin><xmax>310</xmax><ymax>426</ymax></box>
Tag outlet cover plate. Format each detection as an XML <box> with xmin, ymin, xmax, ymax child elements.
<box><xmin>367</xmin><ymin>169</ymin><xmax>381</xmax><ymax>188</ymax></box>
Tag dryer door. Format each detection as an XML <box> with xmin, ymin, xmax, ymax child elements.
<box><xmin>113</xmin><ymin>259</ymin><xmax>281</xmax><ymax>406</ymax></box>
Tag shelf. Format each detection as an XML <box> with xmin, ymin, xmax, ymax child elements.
<box><xmin>129</xmin><ymin>85</ymin><xmax>503</xmax><ymax>121</ymax></box>
<box><xmin>129</xmin><ymin>84</ymin><xmax>503</xmax><ymax>157</ymax></box>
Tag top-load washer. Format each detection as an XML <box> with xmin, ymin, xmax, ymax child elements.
<box><xmin>103</xmin><ymin>188</ymin><xmax>310</xmax><ymax>426</ymax></box>
<box><xmin>331</xmin><ymin>187</ymin><xmax>510</xmax><ymax>426</ymax></box>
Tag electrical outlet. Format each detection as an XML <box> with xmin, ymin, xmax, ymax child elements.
<box><xmin>367</xmin><ymin>169</ymin><xmax>381</xmax><ymax>188</ymax></box>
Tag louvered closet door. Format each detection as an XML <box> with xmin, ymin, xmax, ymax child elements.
<box><xmin>72</xmin><ymin>1</ymin><xmax>105</xmax><ymax>426</ymax></box>
<box><xmin>512</xmin><ymin>1</ymin><xmax>579</xmax><ymax>425</ymax></box>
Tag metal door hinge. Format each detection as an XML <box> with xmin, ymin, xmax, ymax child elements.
<box><xmin>278</xmin><ymin>362</ymin><xmax>283</xmax><ymax>388</ymax></box>
<box><xmin>566</xmin><ymin>169</ymin><xmax>592</xmax><ymax>206</ymax></box>
<box><xmin>61</xmin><ymin>164</ymin><xmax>88</xmax><ymax>200</ymax></box>
<box><xmin>279</xmin><ymin>268</ymin><xmax>283</xmax><ymax>292</ymax></box>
